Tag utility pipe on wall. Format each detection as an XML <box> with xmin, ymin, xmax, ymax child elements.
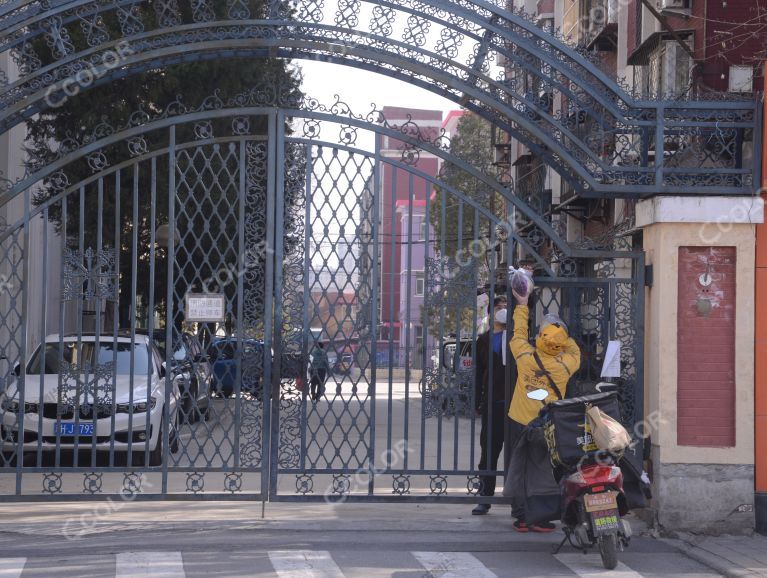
<box><xmin>755</xmin><ymin>61</ymin><xmax>767</xmax><ymax>536</ymax></box>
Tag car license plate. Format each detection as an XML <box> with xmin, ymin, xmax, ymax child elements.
<box><xmin>584</xmin><ymin>491</ymin><xmax>618</xmax><ymax>513</ymax></box>
<box><xmin>54</xmin><ymin>423</ymin><xmax>94</xmax><ymax>436</ymax></box>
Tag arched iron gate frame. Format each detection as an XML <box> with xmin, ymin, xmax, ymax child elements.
<box><xmin>0</xmin><ymin>94</ymin><xmax>644</xmax><ymax>500</ymax></box>
<box><xmin>0</xmin><ymin>0</ymin><xmax>761</xmax><ymax>199</ymax></box>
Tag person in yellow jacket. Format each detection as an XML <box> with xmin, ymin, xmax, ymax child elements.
<box><xmin>507</xmin><ymin>287</ymin><xmax>581</xmax><ymax>532</ymax></box>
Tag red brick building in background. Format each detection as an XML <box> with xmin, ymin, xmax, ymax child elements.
<box><xmin>559</xmin><ymin>0</ymin><xmax>765</xmax><ymax>97</ymax></box>
<box><xmin>378</xmin><ymin>107</ymin><xmax>442</xmax><ymax>344</ymax></box>
<box><xmin>626</xmin><ymin>0</ymin><xmax>765</xmax><ymax>96</ymax></box>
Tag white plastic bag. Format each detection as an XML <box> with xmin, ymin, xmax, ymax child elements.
<box><xmin>509</xmin><ymin>267</ymin><xmax>534</xmax><ymax>298</ymax></box>
<box><xmin>585</xmin><ymin>404</ymin><xmax>632</xmax><ymax>453</ymax></box>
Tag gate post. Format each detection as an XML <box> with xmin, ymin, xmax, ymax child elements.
<box><xmin>638</xmin><ymin>196</ymin><xmax>764</xmax><ymax>533</ymax></box>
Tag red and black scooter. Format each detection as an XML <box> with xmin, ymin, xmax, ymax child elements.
<box><xmin>531</xmin><ymin>384</ymin><xmax>632</xmax><ymax>569</ymax></box>
<box><xmin>556</xmin><ymin>451</ymin><xmax>632</xmax><ymax>569</ymax></box>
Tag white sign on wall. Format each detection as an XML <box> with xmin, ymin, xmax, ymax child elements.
<box><xmin>185</xmin><ymin>293</ymin><xmax>226</xmax><ymax>322</ymax></box>
<box><xmin>601</xmin><ymin>340</ymin><xmax>622</xmax><ymax>378</ymax></box>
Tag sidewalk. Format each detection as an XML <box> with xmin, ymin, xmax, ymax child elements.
<box><xmin>0</xmin><ymin>501</ymin><xmax>541</xmax><ymax>538</ymax></box>
<box><xmin>0</xmin><ymin>500</ymin><xmax>638</xmax><ymax>545</ymax></box>
<box><xmin>665</xmin><ymin>533</ymin><xmax>767</xmax><ymax>578</ymax></box>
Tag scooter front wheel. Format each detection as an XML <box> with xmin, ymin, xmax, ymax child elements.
<box><xmin>598</xmin><ymin>534</ymin><xmax>618</xmax><ymax>570</ymax></box>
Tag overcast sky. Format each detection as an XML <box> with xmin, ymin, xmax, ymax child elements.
<box><xmin>298</xmin><ymin>61</ymin><xmax>458</xmax><ymax>119</ymax></box>
<box><xmin>297</xmin><ymin>60</ymin><xmax>461</xmax><ymax>275</ymax></box>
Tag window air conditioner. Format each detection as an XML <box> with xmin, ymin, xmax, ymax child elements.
<box><xmin>728</xmin><ymin>65</ymin><xmax>753</xmax><ymax>93</ymax></box>
<box><xmin>660</xmin><ymin>0</ymin><xmax>689</xmax><ymax>10</ymax></box>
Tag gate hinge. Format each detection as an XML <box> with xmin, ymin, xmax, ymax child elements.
<box><xmin>644</xmin><ymin>265</ymin><xmax>653</xmax><ymax>287</ymax></box>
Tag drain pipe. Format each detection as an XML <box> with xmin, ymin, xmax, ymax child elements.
<box><xmin>756</xmin><ymin>61</ymin><xmax>767</xmax><ymax>536</ymax></box>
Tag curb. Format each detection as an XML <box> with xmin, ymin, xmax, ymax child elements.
<box><xmin>662</xmin><ymin>538</ymin><xmax>761</xmax><ymax>578</ymax></box>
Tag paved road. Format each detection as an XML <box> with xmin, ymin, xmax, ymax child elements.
<box><xmin>0</xmin><ymin>511</ymin><xmax>723</xmax><ymax>578</ymax></box>
<box><xmin>0</xmin><ymin>536</ymin><xmax>722</xmax><ymax>577</ymax></box>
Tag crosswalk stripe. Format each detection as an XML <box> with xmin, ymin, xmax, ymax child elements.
<box><xmin>412</xmin><ymin>552</ymin><xmax>497</xmax><ymax>578</ymax></box>
<box><xmin>555</xmin><ymin>553</ymin><xmax>644</xmax><ymax>578</ymax></box>
<box><xmin>268</xmin><ymin>550</ymin><xmax>345</xmax><ymax>578</ymax></box>
<box><xmin>0</xmin><ymin>559</ymin><xmax>26</xmax><ymax>578</ymax></box>
<box><xmin>115</xmin><ymin>552</ymin><xmax>186</xmax><ymax>578</ymax></box>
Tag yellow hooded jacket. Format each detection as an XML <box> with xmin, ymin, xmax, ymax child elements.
<box><xmin>507</xmin><ymin>305</ymin><xmax>581</xmax><ymax>425</ymax></box>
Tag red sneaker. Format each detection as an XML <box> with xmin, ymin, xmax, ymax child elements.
<box><xmin>530</xmin><ymin>522</ymin><xmax>556</xmax><ymax>533</ymax></box>
<box><xmin>513</xmin><ymin>520</ymin><xmax>529</xmax><ymax>533</ymax></box>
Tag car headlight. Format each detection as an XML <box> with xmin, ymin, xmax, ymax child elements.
<box><xmin>0</xmin><ymin>398</ymin><xmax>39</xmax><ymax>413</ymax></box>
<box><xmin>116</xmin><ymin>397</ymin><xmax>157</xmax><ymax>413</ymax></box>
<box><xmin>0</xmin><ymin>398</ymin><xmax>19</xmax><ymax>412</ymax></box>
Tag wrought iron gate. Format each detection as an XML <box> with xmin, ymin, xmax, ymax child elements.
<box><xmin>0</xmin><ymin>92</ymin><xmax>645</xmax><ymax>501</ymax></box>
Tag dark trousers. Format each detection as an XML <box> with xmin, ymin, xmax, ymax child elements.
<box><xmin>507</xmin><ymin>419</ymin><xmax>526</xmax><ymax>520</ymax></box>
<box><xmin>310</xmin><ymin>370</ymin><xmax>327</xmax><ymax>401</ymax></box>
<box><xmin>477</xmin><ymin>407</ymin><xmax>525</xmax><ymax>519</ymax></box>
<box><xmin>477</xmin><ymin>401</ymin><xmax>508</xmax><ymax>499</ymax></box>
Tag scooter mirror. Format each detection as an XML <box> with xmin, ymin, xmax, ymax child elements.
<box><xmin>526</xmin><ymin>389</ymin><xmax>549</xmax><ymax>401</ymax></box>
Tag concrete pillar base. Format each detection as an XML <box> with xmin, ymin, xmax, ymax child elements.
<box><xmin>653</xmin><ymin>462</ymin><xmax>754</xmax><ymax>534</ymax></box>
<box><xmin>757</xmin><ymin>493</ymin><xmax>767</xmax><ymax>535</ymax></box>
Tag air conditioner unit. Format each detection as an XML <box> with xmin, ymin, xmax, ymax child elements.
<box><xmin>728</xmin><ymin>65</ymin><xmax>753</xmax><ymax>93</ymax></box>
<box><xmin>660</xmin><ymin>0</ymin><xmax>689</xmax><ymax>10</ymax></box>
<box><xmin>492</xmin><ymin>143</ymin><xmax>511</xmax><ymax>167</ymax></box>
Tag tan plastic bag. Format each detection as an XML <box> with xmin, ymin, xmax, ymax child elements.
<box><xmin>585</xmin><ymin>404</ymin><xmax>632</xmax><ymax>453</ymax></box>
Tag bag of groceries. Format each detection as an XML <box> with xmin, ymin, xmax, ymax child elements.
<box><xmin>585</xmin><ymin>403</ymin><xmax>632</xmax><ymax>453</ymax></box>
<box><xmin>509</xmin><ymin>267</ymin><xmax>534</xmax><ymax>298</ymax></box>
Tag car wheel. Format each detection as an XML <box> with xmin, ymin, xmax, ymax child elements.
<box><xmin>180</xmin><ymin>381</ymin><xmax>198</xmax><ymax>424</ymax></box>
<box><xmin>148</xmin><ymin>414</ymin><xmax>178</xmax><ymax>466</ymax></box>
<box><xmin>179</xmin><ymin>392</ymin><xmax>191</xmax><ymax>424</ymax></box>
<box><xmin>169</xmin><ymin>416</ymin><xmax>179</xmax><ymax>454</ymax></box>
<box><xmin>148</xmin><ymin>426</ymin><xmax>163</xmax><ymax>467</ymax></box>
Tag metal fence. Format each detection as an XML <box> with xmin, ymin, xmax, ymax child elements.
<box><xmin>0</xmin><ymin>96</ymin><xmax>646</xmax><ymax>502</ymax></box>
<box><xmin>9</xmin><ymin>0</ymin><xmax>761</xmax><ymax>503</ymax></box>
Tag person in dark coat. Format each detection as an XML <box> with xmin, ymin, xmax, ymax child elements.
<box><xmin>310</xmin><ymin>342</ymin><xmax>330</xmax><ymax>402</ymax></box>
<box><xmin>472</xmin><ymin>295</ymin><xmax>519</xmax><ymax>515</ymax></box>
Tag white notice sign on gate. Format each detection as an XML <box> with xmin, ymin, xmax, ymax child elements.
<box><xmin>185</xmin><ymin>293</ymin><xmax>226</xmax><ymax>322</ymax></box>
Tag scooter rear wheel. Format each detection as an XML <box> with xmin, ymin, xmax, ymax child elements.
<box><xmin>598</xmin><ymin>534</ymin><xmax>618</xmax><ymax>570</ymax></box>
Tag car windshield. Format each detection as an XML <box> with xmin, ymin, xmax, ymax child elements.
<box><xmin>153</xmin><ymin>336</ymin><xmax>184</xmax><ymax>361</ymax></box>
<box><xmin>26</xmin><ymin>341</ymin><xmax>152</xmax><ymax>375</ymax></box>
<box><xmin>153</xmin><ymin>336</ymin><xmax>168</xmax><ymax>360</ymax></box>
<box><xmin>209</xmin><ymin>340</ymin><xmax>263</xmax><ymax>361</ymax></box>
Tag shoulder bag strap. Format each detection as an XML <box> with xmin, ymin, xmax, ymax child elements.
<box><xmin>533</xmin><ymin>352</ymin><xmax>563</xmax><ymax>400</ymax></box>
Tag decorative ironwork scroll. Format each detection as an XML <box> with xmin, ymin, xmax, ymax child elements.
<box><xmin>62</xmin><ymin>247</ymin><xmax>117</xmax><ymax>302</ymax></box>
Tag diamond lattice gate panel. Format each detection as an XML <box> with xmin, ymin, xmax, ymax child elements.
<box><xmin>0</xmin><ymin>102</ymin><xmax>645</xmax><ymax>501</ymax></box>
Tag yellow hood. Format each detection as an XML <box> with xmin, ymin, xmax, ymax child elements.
<box><xmin>535</xmin><ymin>324</ymin><xmax>568</xmax><ymax>356</ymax></box>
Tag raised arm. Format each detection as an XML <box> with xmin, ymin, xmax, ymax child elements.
<box><xmin>560</xmin><ymin>337</ymin><xmax>581</xmax><ymax>376</ymax></box>
<box><xmin>510</xmin><ymin>304</ymin><xmax>535</xmax><ymax>359</ymax></box>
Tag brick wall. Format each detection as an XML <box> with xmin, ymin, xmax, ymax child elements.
<box><xmin>626</xmin><ymin>0</ymin><xmax>636</xmax><ymax>51</ymax></box>
<box><xmin>677</xmin><ymin>246</ymin><xmax>736</xmax><ymax>447</ymax></box>
<box><xmin>702</xmin><ymin>1</ymin><xmax>765</xmax><ymax>92</ymax></box>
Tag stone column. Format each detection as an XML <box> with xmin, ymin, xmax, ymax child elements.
<box><xmin>638</xmin><ymin>196</ymin><xmax>764</xmax><ymax>533</ymax></box>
